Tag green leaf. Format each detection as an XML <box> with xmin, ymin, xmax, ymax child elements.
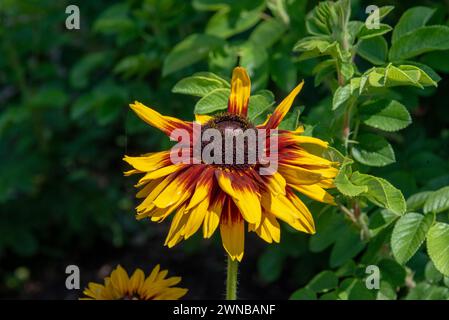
<box><xmin>172</xmin><ymin>73</ymin><xmax>229</xmax><ymax>97</ymax></box>
<box><xmin>384</xmin><ymin>64</ymin><xmax>422</xmax><ymax>88</ymax></box>
<box><xmin>391</xmin><ymin>212</ymin><xmax>435</xmax><ymax>264</ymax></box>
<box><xmin>307</xmin><ymin>271</ymin><xmax>338</xmax><ymax>293</ymax></box>
<box><xmin>389</xmin><ymin>26</ymin><xmax>449</xmax><ymax>61</ymax></box>
<box><xmin>347</xmin><ymin>280</ymin><xmax>376</xmax><ymax>300</ymax></box>
<box><xmin>350</xmin><ymin>172</ymin><xmax>406</xmax><ymax>215</ymax></box>
<box><xmin>423</xmin><ymin>186</ymin><xmax>449</xmax><ymax>214</ymax></box>
<box><xmin>357</xmin><ymin>36</ymin><xmax>387</xmax><ymax>65</ymax></box>
<box><xmin>358</xmin><ymin>24</ymin><xmax>392</xmax><ymax>40</ymax></box>
<box><xmin>330</xmin><ymin>228</ymin><xmax>365</xmax><ymax>268</ymax></box>
<box><xmin>309</xmin><ymin>211</ymin><xmax>346</xmax><ymax>252</ymax></box>
<box><xmin>351</xmin><ymin>134</ymin><xmax>395</xmax><ymax>167</ymax></box>
<box><xmin>70</xmin><ymin>52</ymin><xmax>112</xmax><ymax>89</ymax></box>
<box><xmin>249</xmin><ymin>18</ymin><xmax>286</xmax><ymax>48</ymax></box>
<box><xmin>332</xmin><ymin>84</ymin><xmax>352</xmax><ymax>110</ymax></box>
<box><xmin>240</xmin><ymin>42</ymin><xmax>269</xmax><ymax>91</ymax></box>
<box><xmin>425</xmin><ymin>261</ymin><xmax>444</xmax><ymax>283</ymax></box>
<box><xmin>406</xmin><ymin>191</ymin><xmax>432</xmax><ymax>211</ymax></box>
<box><xmin>406</xmin><ymin>283</ymin><xmax>449</xmax><ymax>300</ymax></box>
<box><xmin>378</xmin><ymin>259</ymin><xmax>406</xmax><ymax>287</ymax></box>
<box><xmin>290</xmin><ymin>287</ymin><xmax>317</xmax><ymax>300</ymax></box>
<box><xmin>113</xmin><ymin>53</ymin><xmax>158</xmax><ymax>79</ymax></box>
<box><xmin>369</xmin><ymin>209</ymin><xmax>400</xmax><ymax>235</ymax></box>
<box><xmin>398</xmin><ymin>65</ymin><xmax>437</xmax><ymax>87</ymax></box>
<box><xmin>335</xmin><ymin>159</ymin><xmax>368</xmax><ymax>197</ymax></box>
<box><xmin>427</xmin><ymin>222</ymin><xmax>449</xmax><ymax>276</ymax></box>
<box><xmin>277</xmin><ymin>107</ymin><xmax>300</xmax><ymax>131</ymax></box>
<box><xmin>360</xmin><ymin>99</ymin><xmax>411</xmax><ymax>132</ymax></box>
<box><xmin>163</xmin><ymin>34</ymin><xmax>225</xmax><ymax>76</ymax></box>
<box><xmin>392</xmin><ymin>6</ymin><xmax>435</xmax><ymax>44</ymax></box>
<box><xmin>194</xmin><ymin>88</ymin><xmax>230</xmax><ymax>114</ymax></box>
<box><xmin>248</xmin><ymin>92</ymin><xmax>275</xmax><ymax>122</ymax></box>
<box><xmin>377</xmin><ymin>281</ymin><xmax>397</xmax><ymax>300</ymax></box>
<box><xmin>206</xmin><ymin>6</ymin><xmax>263</xmax><ymax>39</ymax></box>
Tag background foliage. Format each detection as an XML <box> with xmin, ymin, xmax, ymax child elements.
<box><xmin>1</xmin><ymin>0</ymin><xmax>449</xmax><ymax>299</ymax></box>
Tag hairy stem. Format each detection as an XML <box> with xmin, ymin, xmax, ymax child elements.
<box><xmin>225</xmin><ymin>255</ymin><xmax>238</xmax><ymax>300</ymax></box>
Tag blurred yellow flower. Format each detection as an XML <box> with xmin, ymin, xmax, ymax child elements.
<box><xmin>81</xmin><ymin>265</ymin><xmax>187</xmax><ymax>300</ymax></box>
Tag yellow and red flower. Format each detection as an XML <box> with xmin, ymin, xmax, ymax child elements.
<box><xmin>124</xmin><ymin>67</ymin><xmax>338</xmax><ymax>261</ymax></box>
<box><xmin>81</xmin><ymin>265</ymin><xmax>187</xmax><ymax>300</ymax></box>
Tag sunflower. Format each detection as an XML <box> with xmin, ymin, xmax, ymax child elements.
<box><xmin>124</xmin><ymin>67</ymin><xmax>338</xmax><ymax>262</ymax></box>
<box><xmin>81</xmin><ymin>265</ymin><xmax>188</xmax><ymax>300</ymax></box>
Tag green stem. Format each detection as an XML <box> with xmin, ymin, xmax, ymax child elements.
<box><xmin>225</xmin><ymin>255</ymin><xmax>238</xmax><ymax>300</ymax></box>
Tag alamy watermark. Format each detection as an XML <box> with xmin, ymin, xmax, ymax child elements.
<box><xmin>65</xmin><ymin>5</ymin><xmax>80</xmax><ymax>30</ymax></box>
<box><xmin>365</xmin><ymin>5</ymin><xmax>380</xmax><ymax>30</ymax></box>
<box><xmin>169</xmin><ymin>123</ymin><xmax>279</xmax><ymax>175</ymax></box>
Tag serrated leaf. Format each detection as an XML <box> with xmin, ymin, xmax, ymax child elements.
<box><xmin>332</xmin><ymin>84</ymin><xmax>352</xmax><ymax>110</ymax></box>
<box><xmin>358</xmin><ymin>24</ymin><xmax>392</xmax><ymax>40</ymax></box>
<box><xmin>194</xmin><ymin>88</ymin><xmax>230</xmax><ymax>114</ymax></box>
<box><xmin>423</xmin><ymin>186</ymin><xmax>449</xmax><ymax>214</ymax></box>
<box><xmin>389</xmin><ymin>26</ymin><xmax>449</xmax><ymax>61</ymax></box>
<box><xmin>392</xmin><ymin>6</ymin><xmax>435</xmax><ymax>44</ymax></box>
<box><xmin>391</xmin><ymin>212</ymin><xmax>435</xmax><ymax>264</ymax></box>
<box><xmin>406</xmin><ymin>191</ymin><xmax>432</xmax><ymax>211</ymax></box>
<box><xmin>351</xmin><ymin>134</ymin><xmax>395</xmax><ymax>167</ymax></box>
<box><xmin>335</xmin><ymin>159</ymin><xmax>368</xmax><ymax>197</ymax></box>
<box><xmin>360</xmin><ymin>99</ymin><xmax>411</xmax><ymax>132</ymax></box>
<box><xmin>351</xmin><ymin>172</ymin><xmax>406</xmax><ymax>215</ymax></box>
<box><xmin>384</xmin><ymin>64</ymin><xmax>422</xmax><ymax>88</ymax></box>
<box><xmin>427</xmin><ymin>223</ymin><xmax>449</xmax><ymax>276</ymax></box>
<box><xmin>172</xmin><ymin>74</ymin><xmax>228</xmax><ymax>97</ymax></box>
<box><xmin>248</xmin><ymin>92</ymin><xmax>275</xmax><ymax>123</ymax></box>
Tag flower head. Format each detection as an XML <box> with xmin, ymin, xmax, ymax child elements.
<box><xmin>124</xmin><ymin>67</ymin><xmax>338</xmax><ymax>261</ymax></box>
<box><xmin>81</xmin><ymin>265</ymin><xmax>187</xmax><ymax>300</ymax></box>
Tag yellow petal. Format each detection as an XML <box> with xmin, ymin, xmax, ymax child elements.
<box><xmin>228</xmin><ymin>67</ymin><xmax>251</xmax><ymax>116</ymax></box>
<box><xmin>290</xmin><ymin>183</ymin><xmax>335</xmax><ymax>205</ymax></box>
<box><xmin>216</xmin><ymin>170</ymin><xmax>261</xmax><ymax>226</ymax></box>
<box><xmin>286</xmin><ymin>190</ymin><xmax>316</xmax><ymax>234</ymax></box>
<box><xmin>165</xmin><ymin>205</ymin><xmax>189</xmax><ymax>248</ymax></box>
<box><xmin>278</xmin><ymin>163</ymin><xmax>323</xmax><ymax>185</ymax></box>
<box><xmin>110</xmin><ymin>265</ymin><xmax>130</xmax><ymax>295</ymax></box>
<box><xmin>123</xmin><ymin>152</ymin><xmax>170</xmax><ymax>172</ymax></box>
<box><xmin>129</xmin><ymin>101</ymin><xmax>191</xmax><ymax>136</ymax></box>
<box><xmin>220</xmin><ymin>201</ymin><xmax>245</xmax><ymax>262</ymax></box>
<box><xmin>203</xmin><ymin>193</ymin><xmax>225</xmax><ymax>238</ymax></box>
<box><xmin>250</xmin><ymin>213</ymin><xmax>280</xmax><ymax>243</ymax></box>
<box><xmin>185</xmin><ymin>168</ymin><xmax>214</xmax><ymax>210</ymax></box>
<box><xmin>264</xmin><ymin>80</ymin><xmax>304</xmax><ymax>129</ymax></box>
<box><xmin>183</xmin><ymin>197</ymin><xmax>209</xmax><ymax>239</ymax></box>
<box><xmin>129</xmin><ymin>269</ymin><xmax>145</xmax><ymax>293</ymax></box>
<box><xmin>261</xmin><ymin>191</ymin><xmax>298</xmax><ymax>225</ymax></box>
<box><xmin>136</xmin><ymin>164</ymin><xmax>185</xmax><ymax>186</ymax></box>
<box><xmin>195</xmin><ymin>114</ymin><xmax>213</xmax><ymax>124</ymax></box>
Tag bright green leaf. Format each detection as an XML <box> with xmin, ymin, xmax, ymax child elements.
<box><xmin>391</xmin><ymin>212</ymin><xmax>435</xmax><ymax>264</ymax></box>
<box><xmin>427</xmin><ymin>222</ymin><xmax>449</xmax><ymax>277</ymax></box>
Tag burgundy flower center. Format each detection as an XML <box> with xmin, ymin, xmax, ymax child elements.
<box><xmin>200</xmin><ymin>113</ymin><xmax>258</xmax><ymax>169</ymax></box>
